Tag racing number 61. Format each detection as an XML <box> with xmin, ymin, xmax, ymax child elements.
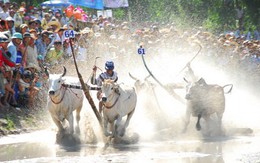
<box><xmin>138</xmin><ymin>47</ymin><xmax>145</xmax><ymax>55</ymax></box>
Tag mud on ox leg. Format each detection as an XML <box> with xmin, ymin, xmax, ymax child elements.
<box><xmin>51</xmin><ymin>116</ymin><xmax>65</xmax><ymax>134</ymax></box>
<box><xmin>75</xmin><ymin>106</ymin><xmax>82</xmax><ymax>134</ymax></box>
<box><xmin>196</xmin><ymin>114</ymin><xmax>202</xmax><ymax>131</ymax></box>
<box><xmin>114</xmin><ymin>109</ymin><xmax>135</xmax><ymax>137</ymax></box>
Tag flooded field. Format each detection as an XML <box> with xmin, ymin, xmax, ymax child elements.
<box><xmin>1</xmin><ymin>42</ymin><xmax>260</xmax><ymax>163</ymax></box>
<box><xmin>0</xmin><ymin>129</ymin><xmax>260</xmax><ymax>163</ymax></box>
<box><xmin>1</xmin><ymin>85</ymin><xmax>260</xmax><ymax>163</ymax></box>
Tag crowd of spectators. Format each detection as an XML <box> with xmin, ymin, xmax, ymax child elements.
<box><xmin>0</xmin><ymin>1</ymin><xmax>259</xmax><ymax>111</ymax></box>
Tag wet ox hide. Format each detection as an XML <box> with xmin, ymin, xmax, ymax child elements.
<box><xmin>101</xmin><ymin>79</ymin><xmax>137</xmax><ymax>138</ymax></box>
<box><xmin>183</xmin><ymin>78</ymin><xmax>233</xmax><ymax>134</ymax></box>
<box><xmin>47</xmin><ymin>67</ymin><xmax>83</xmax><ymax>137</ymax></box>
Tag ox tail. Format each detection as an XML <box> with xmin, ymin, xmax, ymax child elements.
<box><xmin>222</xmin><ymin>84</ymin><xmax>233</xmax><ymax>94</ymax></box>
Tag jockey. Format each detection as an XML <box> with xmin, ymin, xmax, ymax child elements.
<box><xmin>91</xmin><ymin>60</ymin><xmax>118</xmax><ymax>113</ymax></box>
<box><xmin>91</xmin><ymin>60</ymin><xmax>118</xmax><ymax>86</ymax></box>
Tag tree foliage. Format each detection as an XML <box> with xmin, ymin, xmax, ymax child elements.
<box><xmin>126</xmin><ymin>0</ymin><xmax>260</xmax><ymax>33</ymax></box>
<box><xmin>11</xmin><ymin>0</ymin><xmax>260</xmax><ymax>33</ymax></box>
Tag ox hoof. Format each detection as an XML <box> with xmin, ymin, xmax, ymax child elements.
<box><xmin>75</xmin><ymin>127</ymin><xmax>81</xmax><ymax>135</ymax></box>
<box><xmin>56</xmin><ymin>131</ymin><xmax>65</xmax><ymax>144</ymax></box>
<box><xmin>104</xmin><ymin>131</ymin><xmax>112</xmax><ymax>137</ymax></box>
<box><xmin>119</xmin><ymin>129</ymin><xmax>126</xmax><ymax>137</ymax></box>
<box><xmin>196</xmin><ymin>125</ymin><xmax>201</xmax><ymax>131</ymax></box>
<box><xmin>181</xmin><ymin>128</ymin><xmax>187</xmax><ymax>134</ymax></box>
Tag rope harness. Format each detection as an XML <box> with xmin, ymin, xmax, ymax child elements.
<box><xmin>50</xmin><ymin>83</ymin><xmax>84</xmax><ymax>104</ymax></box>
<box><xmin>103</xmin><ymin>90</ymin><xmax>121</xmax><ymax>109</ymax></box>
<box><xmin>50</xmin><ymin>85</ymin><xmax>67</xmax><ymax>104</ymax></box>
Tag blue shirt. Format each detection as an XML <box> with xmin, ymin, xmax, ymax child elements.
<box><xmin>7</xmin><ymin>41</ymin><xmax>17</xmax><ymax>63</ymax></box>
<box><xmin>35</xmin><ymin>38</ymin><xmax>47</xmax><ymax>58</ymax></box>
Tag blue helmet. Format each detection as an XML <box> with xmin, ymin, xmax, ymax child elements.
<box><xmin>105</xmin><ymin>61</ymin><xmax>114</xmax><ymax>70</ymax></box>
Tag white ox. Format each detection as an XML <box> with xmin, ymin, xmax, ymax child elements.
<box><xmin>101</xmin><ymin>79</ymin><xmax>137</xmax><ymax>137</ymax></box>
<box><xmin>47</xmin><ymin>67</ymin><xmax>83</xmax><ymax>136</ymax></box>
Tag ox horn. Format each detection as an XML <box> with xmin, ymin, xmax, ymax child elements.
<box><xmin>61</xmin><ymin>66</ymin><xmax>67</xmax><ymax>77</ymax></box>
<box><xmin>183</xmin><ymin>77</ymin><xmax>189</xmax><ymax>83</ymax></box>
<box><xmin>128</xmin><ymin>72</ymin><xmax>138</xmax><ymax>81</ymax></box>
<box><xmin>144</xmin><ymin>74</ymin><xmax>151</xmax><ymax>81</ymax></box>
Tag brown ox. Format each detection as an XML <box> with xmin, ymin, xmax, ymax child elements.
<box><xmin>183</xmin><ymin>78</ymin><xmax>233</xmax><ymax>133</ymax></box>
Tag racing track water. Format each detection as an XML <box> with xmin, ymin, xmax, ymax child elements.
<box><xmin>0</xmin><ymin>129</ymin><xmax>260</xmax><ymax>162</ymax></box>
<box><xmin>1</xmin><ymin>49</ymin><xmax>260</xmax><ymax>163</ymax></box>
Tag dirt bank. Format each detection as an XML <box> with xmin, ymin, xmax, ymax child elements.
<box><xmin>0</xmin><ymin>106</ymin><xmax>52</xmax><ymax>137</ymax></box>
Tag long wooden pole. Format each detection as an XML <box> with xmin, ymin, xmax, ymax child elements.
<box><xmin>141</xmin><ymin>53</ymin><xmax>186</xmax><ymax>105</ymax></box>
<box><xmin>69</xmin><ymin>38</ymin><xmax>103</xmax><ymax>127</ymax></box>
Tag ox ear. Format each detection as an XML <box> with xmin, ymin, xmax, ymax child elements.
<box><xmin>114</xmin><ymin>84</ymin><xmax>120</xmax><ymax>94</ymax></box>
<box><xmin>61</xmin><ymin>66</ymin><xmax>67</xmax><ymax>77</ymax></box>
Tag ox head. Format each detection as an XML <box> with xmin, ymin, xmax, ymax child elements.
<box><xmin>101</xmin><ymin>79</ymin><xmax>119</xmax><ymax>102</ymax></box>
<box><xmin>185</xmin><ymin>78</ymin><xmax>207</xmax><ymax>100</ymax></box>
<box><xmin>128</xmin><ymin>72</ymin><xmax>153</xmax><ymax>93</ymax></box>
<box><xmin>48</xmin><ymin>67</ymin><xmax>67</xmax><ymax>96</ymax></box>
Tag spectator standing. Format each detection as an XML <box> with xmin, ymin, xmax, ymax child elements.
<box><xmin>46</xmin><ymin>40</ymin><xmax>63</xmax><ymax>65</ymax></box>
<box><xmin>8</xmin><ymin>32</ymin><xmax>23</xmax><ymax>63</ymax></box>
<box><xmin>0</xmin><ymin>4</ymin><xmax>10</xmax><ymax>20</ymax></box>
<box><xmin>235</xmin><ymin>6</ymin><xmax>244</xmax><ymax>30</ymax></box>
<box><xmin>34</xmin><ymin>19</ymin><xmax>42</xmax><ymax>34</ymax></box>
<box><xmin>19</xmin><ymin>24</ymin><xmax>28</xmax><ymax>35</ymax></box>
<box><xmin>5</xmin><ymin>16</ymin><xmax>15</xmax><ymax>36</ymax></box>
<box><xmin>63</xmin><ymin>38</ymin><xmax>72</xmax><ymax>58</ymax></box>
<box><xmin>20</xmin><ymin>32</ymin><xmax>31</xmax><ymax>67</ymax></box>
<box><xmin>0</xmin><ymin>0</ymin><xmax>3</xmax><ymax>13</ymax></box>
<box><xmin>254</xmin><ymin>27</ymin><xmax>260</xmax><ymax>40</ymax></box>
<box><xmin>25</xmin><ymin>33</ymin><xmax>39</xmax><ymax>69</ymax></box>
<box><xmin>36</xmin><ymin>31</ymin><xmax>53</xmax><ymax>59</ymax></box>
<box><xmin>28</xmin><ymin>20</ymin><xmax>37</xmax><ymax>31</ymax></box>
<box><xmin>14</xmin><ymin>8</ymin><xmax>24</xmax><ymax>31</ymax></box>
<box><xmin>9</xmin><ymin>9</ymin><xmax>15</xmax><ymax>18</ymax></box>
<box><xmin>41</xmin><ymin>13</ymin><xmax>51</xmax><ymax>30</ymax></box>
<box><xmin>246</xmin><ymin>28</ymin><xmax>253</xmax><ymax>41</ymax></box>
<box><xmin>55</xmin><ymin>27</ymin><xmax>66</xmax><ymax>43</ymax></box>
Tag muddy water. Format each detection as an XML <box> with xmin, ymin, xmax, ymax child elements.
<box><xmin>0</xmin><ymin>128</ymin><xmax>260</xmax><ymax>163</ymax></box>
<box><xmin>1</xmin><ymin>61</ymin><xmax>260</xmax><ymax>162</ymax></box>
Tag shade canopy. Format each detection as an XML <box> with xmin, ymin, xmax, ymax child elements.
<box><xmin>41</xmin><ymin>0</ymin><xmax>72</xmax><ymax>8</ymax></box>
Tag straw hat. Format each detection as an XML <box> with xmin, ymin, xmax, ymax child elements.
<box><xmin>47</xmin><ymin>18</ymin><xmax>61</xmax><ymax>32</ymax></box>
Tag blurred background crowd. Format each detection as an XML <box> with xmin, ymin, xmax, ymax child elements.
<box><xmin>0</xmin><ymin>1</ymin><xmax>259</xmax><ymax>110</ymax></box>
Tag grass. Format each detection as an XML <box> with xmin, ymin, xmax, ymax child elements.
<box><xmin>5</xmin><ymin>114</ymin><xmax>16</xmax><ymax>130</ymax></box>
